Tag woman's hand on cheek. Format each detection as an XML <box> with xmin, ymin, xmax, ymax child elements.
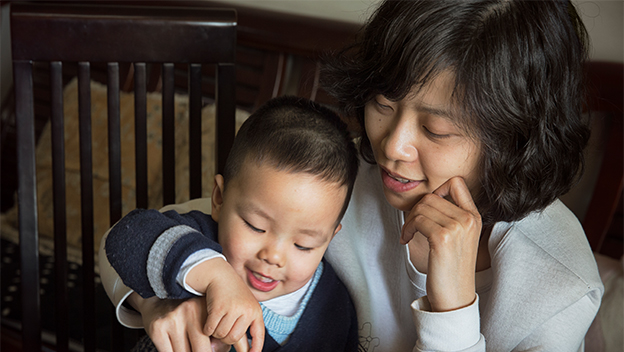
<box><xmin>401</xmin><ymin>176</ymin><xmax>481</xmax><ymax>312</ymax></box>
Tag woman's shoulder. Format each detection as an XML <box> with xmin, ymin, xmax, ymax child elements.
<box><xmin>490</xmin><ymin>199</ymin><xmax>602</xmax><ymax>292</ymax></box>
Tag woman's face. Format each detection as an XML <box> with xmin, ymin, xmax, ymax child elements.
<box><xmin>365</xmin><ymin>71</ymin><xmax>482</xmax><ymax>212</ymax></box>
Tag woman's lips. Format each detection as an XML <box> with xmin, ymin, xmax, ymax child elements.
<box><xmin>380</xmin><ymin>167</ymin><xmax>421</xmax><ymax>193</ymax></box>
<box><xmin>246</xmin><ymin>269</ymin><xmax>280</xmax><ymax>292</ymax></box>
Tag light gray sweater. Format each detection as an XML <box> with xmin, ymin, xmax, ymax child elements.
<box><xmin>324</xmin><ymin>161</ymin><xmax>603</xmax><ymax>351</ymax></box>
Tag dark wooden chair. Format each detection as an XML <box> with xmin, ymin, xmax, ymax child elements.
<box><xmin>10</xmin><ymin>3</ymin><xmax>236</xmax><ymax>351</ymax></box>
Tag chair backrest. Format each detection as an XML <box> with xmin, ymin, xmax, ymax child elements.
<box><xmin>11</xmin><ymin>3</ymin><xmax>236</xmax><ymax>351</ymax></box>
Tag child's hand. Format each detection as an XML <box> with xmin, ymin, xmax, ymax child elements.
<box><xmin>187</xmin><ymin>258</ymin><xmax>265</xmax><ymax>352</ymax></box>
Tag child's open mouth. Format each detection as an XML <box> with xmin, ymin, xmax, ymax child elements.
<box><xmin>247</xmin><ymin>269</ymin><xmax>280</xmax><ymax>292</ymax></box>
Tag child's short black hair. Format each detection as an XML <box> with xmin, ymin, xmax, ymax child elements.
<box><xmin>223</xmin><ymin>96</ymin><xmax>359</xmax><ymax>223</ymax></box>
<box><xmin>322</xmin><ymin>0</ymin><xmax>590</xmax><ymax>226</ymax></box>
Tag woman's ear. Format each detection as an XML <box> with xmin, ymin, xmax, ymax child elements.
<box><xmin>332</xmin><ymin>224</ymin><xmax>343</xmax><ymax>239</ymax></box>
<box><xmin>211</xmin><ymin>174</ymin><xmax>225</xmax><ymax>222</ymax></box>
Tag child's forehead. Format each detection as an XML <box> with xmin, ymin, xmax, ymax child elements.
<box><xmin>229</xmin><ymin>161</ymin><xmax>347</xmax><ymax>203</ymax></box>
<box><xmin>238</xmin><ymin>161</ymin><xmax>347</xmax><ymax>189</ymax></box>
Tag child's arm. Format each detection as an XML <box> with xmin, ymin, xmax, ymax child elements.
<box><xmin>105</xmin><ymin>208</ymin><xmax>223</xmax><ymax>299</ymax></box>
<box><xmin>104</xmin><ymin>208</ymin><xmax>265</xmax><ymax>352</ymax></box>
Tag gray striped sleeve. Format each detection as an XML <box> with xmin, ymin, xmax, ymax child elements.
<box><xmin>147</xmin><ymin>225</ymin><xmax>198</xmax><ymax>298</ymax></box>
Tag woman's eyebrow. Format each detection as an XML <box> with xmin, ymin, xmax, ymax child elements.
<box><xmin>418</xmin><ymin>105</ymin><xmax>455</xmax><ymax>119</ymax></box>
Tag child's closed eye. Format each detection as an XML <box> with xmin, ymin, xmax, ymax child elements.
<box><xmin>243</xmin><ymin>220</ymin><xmax>265</xmax><ymax>233</ymax></box>
<box><xmin>295</xmin><ymin>244</ymin><xmax>313</xmax><ymax>252</ymax></box>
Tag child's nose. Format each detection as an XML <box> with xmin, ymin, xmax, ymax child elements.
<box><xmin>259</xmin><ymin>244</ymin><xmax>285</xmax><ymax>268</ymax></box>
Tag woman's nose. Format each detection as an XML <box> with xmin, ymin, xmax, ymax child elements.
<box><xmin>381</xmin><ymin>117</ymin><xmax>418</xmax><ymax>162</ymax></box>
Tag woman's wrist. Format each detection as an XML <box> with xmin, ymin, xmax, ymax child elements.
<box><xmin>126</xmin><ymin>291</ymin><xmax>153</xmax><ymax>313</ymax></box>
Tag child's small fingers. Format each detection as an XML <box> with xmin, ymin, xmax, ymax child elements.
<box><xmin>222</xmin><ymin>317</ymin><xmax>251</xmax><ymax>345</ymax></box>
<box><xmin>203</xmin><ymin>313</ymin><xmax>223</xmax><ymax>337</ymax></box>
<box><xmin>209</xmin><ymin>314</ymin><xmax>237</xmax><ymax>340</ymax></box>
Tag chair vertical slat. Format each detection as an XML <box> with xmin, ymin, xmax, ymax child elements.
<box><xmin>162</xmin><ymin>63</ymin><xmax>176</xmax><ymax>205</ymax></box>
<box><xmin>15</xmin><ymin>60</ymin><xmax>42</xmax><ymax>352</ymax></box>
<box><xmin>50</xmin><ymin>61</ymin><xmax>70</xmax><ymax>352</ymax></box>
<box><xmin>78</xmin><ymin>62</ymin><xmax>96</xmax><ymax>352</ymax></box>
<box><xmin>134</xmin><ymin>63</ymin><xmax>148</xmax><ymax>209</ymax></box>
<box><xmin>215</xmin><ymin>63</ymin><xmax>236</xmax><ymax>174</ymax></box>
<box><xmin>189</xmin><ymin>63</ymin><xmax>202</xmax><ymax>199</ymax></box>
<box><xmin>107</xmin><ymin>61</ymin><xmax>127</xmax><ymax>352</ymax></box>
<box><xmin>108</xmin><ymin>63</ymin><xmax>122</xmax><ymax>223</ymax></box>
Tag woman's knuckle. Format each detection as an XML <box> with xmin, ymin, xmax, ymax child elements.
<box><xmin>422</xmin><ymin>193</ymin><xmax>438</xmax><ymax>203</ymax></box>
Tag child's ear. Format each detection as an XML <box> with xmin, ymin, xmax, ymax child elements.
<box><xmin>332</xmin><ymin>224</ymin><xmax>343</xmax><ymax>239</ymax></box>
<box><xmin>211</xmin><ymin>174</ymin><xmax>225</xmax><ymax>222</ymax></box>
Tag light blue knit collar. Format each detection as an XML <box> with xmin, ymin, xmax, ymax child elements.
<box><xmin>259</xmin><ymin>262</ymin><xmax>324</xmax><ymax>344</ymax></box>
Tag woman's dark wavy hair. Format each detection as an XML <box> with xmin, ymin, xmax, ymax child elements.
<box><xmin>223</xmin><ymin>96</ymin><xmax>359</xmax><ymax>224</ymax></box>
<box><xmin>321</xmin><ymin>0</ymin><xmax>590</xmax><ymax>226</ymax></box>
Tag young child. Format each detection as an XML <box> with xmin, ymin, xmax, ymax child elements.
<box><xmin>101</xmin><ymin>96</ymin><xmax>359</xmax><ymax>352</ymax></box>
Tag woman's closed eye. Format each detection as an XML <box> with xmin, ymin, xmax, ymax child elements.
<box><xmin>374</xmin><ymin>96</ymin><xmax>393</xmax><ymax>112</ymax></box>
<box><xmin>423</xmin><ymin>125</ymin><xmax>451</xmax><ymax>139</ymax></box>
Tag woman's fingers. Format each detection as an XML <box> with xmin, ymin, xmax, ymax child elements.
<box><xmin>232</xmin><ymin>335</ymin><xmax>251</xmax><ymax>352</ymax></box>
<box><xmin>142</xmin><ymin>297</ymin><xmax>212</xmax><ymax>352</ymax></box>
<box><xmin>401</xmin><ymin>177</ymin><xmax>480</xmax><ymax>244</ymax></box>
<box><xmin>211</xmin><ymin>339</ymin><xmax>233</xmax><ymax>352</ymax></box>
<box><xmin>149</xmin><ymin>328</ymin><xmax>174</xmax><ymax>352</ymax></box>
<box><xmin>432</xmin><ymin>176</ymin><xmax>479</xmax><ymax>215</ymax></box>
<box><xmin>188</xmin><ymin>325</ymin><xmax>214</xmax><ymax>352</ymax></box>
<box><xmin>248</xmin><ymin>318</ymin><xmax>266</xmax><ymax>352</ymax></box>
<box><xmin>171</xmin><ymin>330</ymin><xmax>192</xmax><ymax>352</ymax></box>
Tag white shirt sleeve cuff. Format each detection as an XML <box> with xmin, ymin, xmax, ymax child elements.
<box><xmin>177</xmin><ymin>249</ymin><xmax>227</xmax><ymax>296</ymax></box>
<box><xmin>110</xmin><ymin>277</ymin><xmax>144</xmax><ymax>329</ymax></box>
<box><xmin>411</xmin><ymin>294</ymin><xmax>483</xmax><ymax>351</ymax></box>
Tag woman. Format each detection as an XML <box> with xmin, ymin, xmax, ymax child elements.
<box><xmin>319</xmin><ymin>1</ymin><xmax>602</xmax><ymax>350</ymax></box>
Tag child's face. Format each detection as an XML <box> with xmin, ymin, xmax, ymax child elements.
<box><xmin>364</xmin><ymin>71</ymin><xmax>482</xmax><ymax>213</ymax></box>
<box><xmin>211</xmin><ymin>162</ymin><xmax>346</xmax><ymax>302</ymax></box>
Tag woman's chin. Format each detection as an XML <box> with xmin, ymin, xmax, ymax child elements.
<box><xmin>382</xmin><ymin>189</ymin><xmax>421</xmax><ymax>213</ymax></box>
